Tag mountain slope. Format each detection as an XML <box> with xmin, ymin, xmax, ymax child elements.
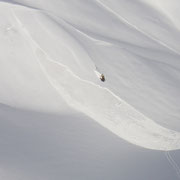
<box><xmin>0</xmin><ymin>0</ymin><xmax>180</xmax><ymax>179</ymax></box>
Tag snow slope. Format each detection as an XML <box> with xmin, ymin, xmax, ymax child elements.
<box><xmin>0</xmin><ymin>0</ymin><xmax>180</xmax><ymax>179</ymax></box>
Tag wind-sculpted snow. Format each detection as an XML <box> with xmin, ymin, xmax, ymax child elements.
<box><xmin>36</xmin><ymin>48</ymin><xmax>180</xmax><ymax>151</ymax></box>
<box><xmin>141</xmin><ymin>0</ymin><xmax>180</xmax><ymax>30</ymax></box>
<box><xmin>12</xmin><ymin>9</ymin><xmax>180</xmax><ymax>150</ymax></box>
<box><xmin>1</xmin><ymin>0</ymin><xmax>180</xmax><ymax>179</ymax></box>
<box><xmin>0</xmin><ymin>2</ymin><xmax>179</xmax><ymax>151</ymax></box>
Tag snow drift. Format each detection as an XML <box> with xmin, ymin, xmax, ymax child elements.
<box><xmin>0</xmin><ymin>0</ymin><xmax>180</xmax><ymax>179</ymax></box>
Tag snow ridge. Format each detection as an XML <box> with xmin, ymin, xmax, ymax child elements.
<box><xmin>95</xmin><ymin>0</ymin><xmax>180</xmax><ymax>55</ymax></box>
<box><xmin>12</xmin><ymin>10</ymin><xmax>180</xmax><ymax>151</ymax></box>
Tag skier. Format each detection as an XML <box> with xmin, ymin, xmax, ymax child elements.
<box><xmin>100</xmin><ymin>74</ymin><xmax>105</xmax><ymax>82</ymax></box>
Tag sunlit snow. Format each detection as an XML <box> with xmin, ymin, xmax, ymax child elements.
<box><xmin>0</xmin><ymin>0</ymin><xmax>180</xmax><ymax>179</ymax></box>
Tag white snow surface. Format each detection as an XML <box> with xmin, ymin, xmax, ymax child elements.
<box><xmin>0</xmin><ymin>0</ymin><xmax>180</xmax><ymax>179</ymax></box>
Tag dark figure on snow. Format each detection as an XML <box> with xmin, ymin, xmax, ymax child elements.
<box><xmin>100</xmin><ymin>74</ymin><xmax>105</xmax><ymax>82</ymax></box>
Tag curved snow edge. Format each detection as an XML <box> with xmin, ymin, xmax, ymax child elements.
<box><xmin>13</xmin><ymin>9</ymin><xmax>180</xmax><ymax>151</ymax></box>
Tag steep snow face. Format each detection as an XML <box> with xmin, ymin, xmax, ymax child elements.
<box><xmin>0</xmin><ymin>3</ymin><xmax>70</xmax><ymax>113</ymax></box>
<box><xmin>1</xmin><ymin>0</ymin><xmax>180</xmax><ymax>179</ymax></box>
<box><xmin>0</xmin><ymin>0</ymin><xmax>180</xmax><ymax>151</ymax></box>
<box><xmin>9</xmin><ymin>0</ymin><xmax>180</xmax><ymax>132</ymax></box>
<box><xmin>36</xmin><ymin>47</ymin><xmax>180</xmax><ymax>151</ymax></box>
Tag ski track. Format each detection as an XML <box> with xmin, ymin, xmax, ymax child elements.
<box><xmin>95</xmin><ymin>0</ymin><xmax>180</xmax><ymax>56</ymax></box>
<box><xmin>164</xmin><ymin>151</ymin><xmax>180</xmax><ymax>179</ymax></box>
<box><xmin>11</xmin><ymin>9</ymin><xmax>180</xmax><ymax>151</ymax></box>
